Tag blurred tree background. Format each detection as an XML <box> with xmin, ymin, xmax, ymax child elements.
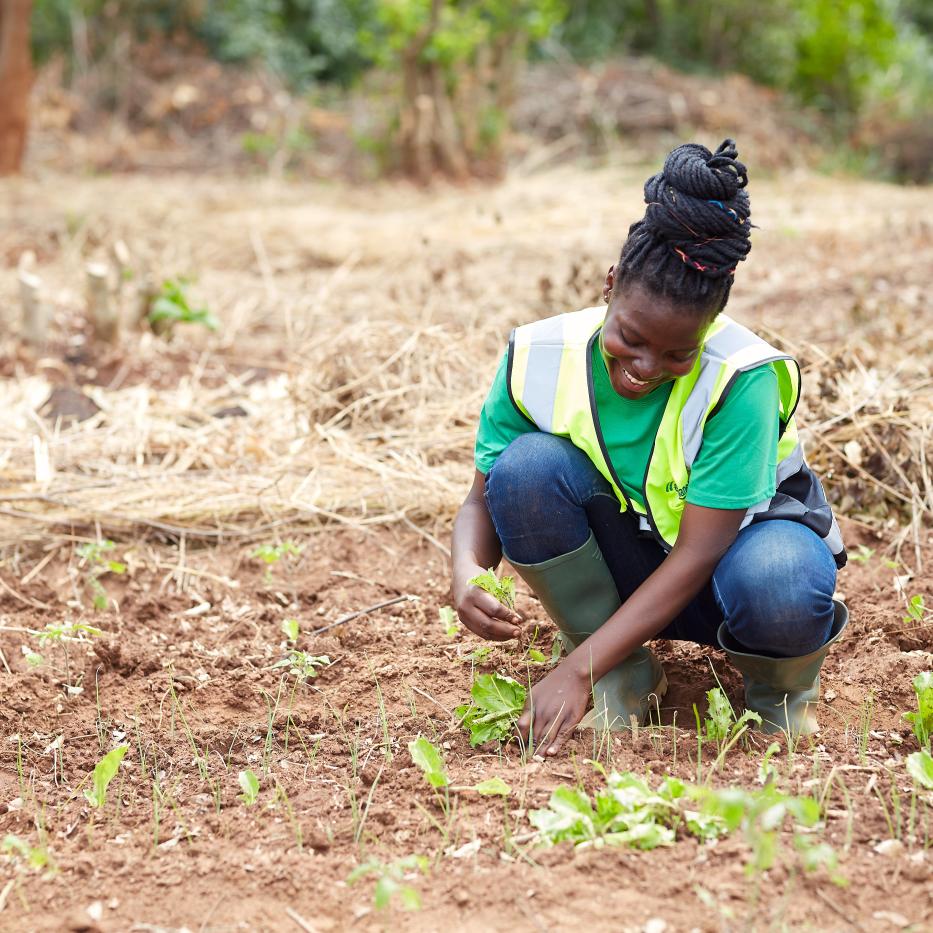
<box><xmin>15</xmin><ymin>0</ymin><xmax>933</xmax><ymax>181</ymax></box>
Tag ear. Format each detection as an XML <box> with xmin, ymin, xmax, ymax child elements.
<box><xmin>602</xmin><ymin>265</ymin><xmax>615</xmax><ymax>304</ymax></box>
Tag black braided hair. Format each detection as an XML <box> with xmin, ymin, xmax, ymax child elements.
<box><xmin>613</xmin><ymin>139</ymin><xmax>752</xmax><ymax>316</ymax></box>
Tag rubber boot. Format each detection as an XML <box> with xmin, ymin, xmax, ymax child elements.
<box><xmin>508</xmin><ymin>532</ymin><xmax>667</xmax><ymax>731</ymax></box>
<box><xmin>717</xmin><ymin>600</ymin><xmax>849</xmax><ymax>736</ymax></box>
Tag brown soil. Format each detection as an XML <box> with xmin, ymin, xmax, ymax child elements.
<box><xmin>1</xmin><ymin>164</ymin><xmax>931</xmax><ymax>931</ymax></box>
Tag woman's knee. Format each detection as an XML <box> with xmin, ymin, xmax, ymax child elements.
<box><xmin>713</xmin><ymin>521</ymin><xmax>836</xmax><ymax>656</ymax></box>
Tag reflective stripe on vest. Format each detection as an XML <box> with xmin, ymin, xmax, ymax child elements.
<box><xmin>507</xmin><ymin>307</ymin><xmax>846</xmax><ymax>568</ymax></box>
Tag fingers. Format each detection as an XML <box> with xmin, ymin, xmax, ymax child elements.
<box><xmin>457</xmin><ymin>590</ymin><xmax>522</xmax><ymax>642</ymax></box>
<box><xmin>519</xmin><ymin>701</ymin><xmax>568</xmax><ymax>756</ymax></box>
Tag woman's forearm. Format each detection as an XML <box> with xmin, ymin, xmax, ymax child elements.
<box><xmin>451</xmin><ymin>471</ymin><xmax>503</xmax><ymax>597</ymax></box>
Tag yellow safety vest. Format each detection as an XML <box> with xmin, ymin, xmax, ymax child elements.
<box><xmin>507</xmin><ymin>306</ymin><xmax>845</xmax><ymax>567</ymax></box>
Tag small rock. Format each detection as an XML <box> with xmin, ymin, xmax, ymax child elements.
<box><xmin>873</xmin><ymin>839</ymin><xmax>905</xmax><ymax>856</ymax></box>
<box><xmin>86</xmin><ymin>902</ymin><xmax>104</xmax><ymax>922</ymax></box>
<box><xmin>644</xmin><ymin>920</ymin><xmax>668</xmax><ymax>933</ymax></box>
<box><xmin>453</xmin><ymin>889</ymin><xmax>469</xmax><ymax>906</ymax></box>
<box><xmin>873</xmin><ymin>911</ymin><xmax>910</xmax><ymax>928</ymax></box>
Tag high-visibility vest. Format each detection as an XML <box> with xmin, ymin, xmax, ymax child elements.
<box><xmin>507</xmin><ymin>306</ymin><xmax>846</xmax><ymax>568</ymax></box>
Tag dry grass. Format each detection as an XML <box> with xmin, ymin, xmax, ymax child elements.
<box><xmin>0</xmin><ymin>167</ymin><xmax>931</xmax><ymax>560</ymax></box>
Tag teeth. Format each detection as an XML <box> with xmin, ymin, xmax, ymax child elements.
<box><xmin>622</xmin><ymin>368</ymin><xmax>648</xmax><ymax>386</ymax></box>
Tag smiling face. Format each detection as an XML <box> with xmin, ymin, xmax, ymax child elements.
<box><xmin>600</xmin><ymin>280</ymin><xmax>715</xmax><ymax>400</ymax></box>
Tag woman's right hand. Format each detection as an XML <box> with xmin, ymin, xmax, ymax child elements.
<box><xmin>453</xmin><ymin>567</ymin><xmax>522</xmax><ymax>642</ymax></box>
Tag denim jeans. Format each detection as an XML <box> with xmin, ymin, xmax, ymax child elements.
<box><xmin>484</xmin><ymin>433</ymin><xmax>837</xmax><ymax>657</ymax></box>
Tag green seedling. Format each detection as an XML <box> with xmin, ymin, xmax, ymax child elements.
<box><xmin>84</xmin><ymin>745</ymin><xmax>129</xmax><ymax>809</ymax></box>
<box><xmin>903</xmin><ymin>671</ymin><xmax>933</xmax><ymax>750</ymax></box>
<box><xmin>456</xmin><ymin>673</ymin><xmax>526</xmax><ymax>747</ymax></box>
<box><xmin>281</xmin><ymin>619</ymin><xmax>300</xmax><ymax>643</ymax></box>
<box><xmin>2</xmin><ymin>834</ymin><xmax>53</xmax><ymax>872</ymax></box>
<box><xmin>76</xmin><ymin>540</ymin><xmax>126</xmax><ymax>611</ymax></box>
<box><xmin>702</xmin><ymin>687</ymin><xmax>762</xmax><ymax>744</ymax></box>
<box><xmin>27</xmin><ymin>621</ymin><xmax>104</xmax><ymax>689</ymax></box>
<box><xmin>408</xmin><ymin>738</ymin><xmax>511</xmax><ymax>797</ymax></box>
<box><xmin>849</xmin><ymin>545</ymin><xmax>875</xmax><ymax>563</ymax></box>
<box><xmin>439</xmin><ymin>606</ymin><xmax>460</xmax><ymax>638</ymax></box>
<box><xmin>466</xmin><ymin>645</ymin><xmax>493</xmax><ymax>663</ymax></box>
<box><xmin>272</xmin><ymin>649</ymin><xmax>331</xmax><ymax>681</ymax></box>
<box><xmin>758</xmin><ymin>742</ymin><xmax>782</xmax><ymax>785</ymax></box>
<box><xmin>238</xmin><ymin>769</ymin><xmax>261</xmax><ymax>805</ymax></box>
<box><xmin>348</xmin><ymin>854</ymin><xmax>429</xmax><ymax>911</ymax></box>
<box><xmin>253</xmin><ymin>540</ymin><xmax>302</xmax><ymax>583</ymax></box>
<box><xmin>904</xmin><ymin>594</ymin><xmax>927</xmax><ymax>625</ymax></box>
<box><xmin>149</xmin><ymin>278</ymin><xmax>218</xmax><ymax>333</ymax></box>
<box><xmin>907</xmin><ymin>749</ymin><xmax>933</xmax><ymax>789</ymax></box>
<box><xmin>469</xmin><ymin>569</ymin><xmax>516</xmax><ymax>611</ymax></box>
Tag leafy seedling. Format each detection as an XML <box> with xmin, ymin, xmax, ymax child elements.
<box><xmin>2</xmin><ymin>834</ymin><xmax>53</xmax><ymax>872</ymax></box>
<box><xmin>238</xmin><ymin>769</ymin><xmax>261</xmax><ymax>805</ymax></box>
<box><xmin>903</xmin><ymin>671</ymin><xmax>933</xmax><ymax>750</ymax></box>
<box><xmin>849</xmin><ymin>545</ymin><xmax>875</xmax><ymax>564</ymax></box>
<box><xmin>253</xmin><ymin>541</ymin><xmax>302</xmax><ymax>583</ymax></box>
<box><xmin>904</xmin><ymin>594</ymin><xmax>927</xmax><ymax>626</ymax></box>
<box><xmin>348</xmin><ymin>854</ymin><xmax>429</xmax><ymax>911</ymax></box>
<box><xmin>696</xmin><ymin>687</ymin><xmax>761</xmax><ymax>770</ymax></box>
<box><xmin>149</xmin><ymin>278</ymin><xmax>218</xmax><ymax>334</ymax></box>
<box><xmin>466</xmin><ymin>645</ymin><xmax>493</xmax><ymax>663</ymax></box>
<box><xmin>408</xmin><ymin>738</ymin><xmax>511</xmax><ymax>796</ymax></box>
<box><xmin>907</xmin><ymin>749</ymin><xmax>933</xmax><ymax>789</ymax></box>
<box><xmin>28</xmin><ymin>621</ymin><xmax>104</xmax><ymax>691</ymax></box>
<box><xmin>281</xmin><ymin>618</ymin><xmax>300</xmax><ymax>644</ymax></box>
<box><xmin>439</xmin><ymin>606</ymin><xmax>460</xmax><ymax>638</ymax></box>
<box><xmin>76</xmin><ymin>540</ymin><xmax>126</xmax><ymax>611</ymax></box>
<box><xmin>456</xmin><ymin>673</ymin><xmax>526</xmax><ymax>747</ymax></box>
<box><xmin>469</xmin><ymin>569</ymin><xmax>516</xmax><ymax>611</ymax></box>
<box><xmin>84</xmin><ymin>745</ymin><xmax>129</xmax><ymax>809</ymax></box>
<box><xmin>272</xmin><ymin>650</ymin><xmax>331</xmax><ymax>681</ymax></box>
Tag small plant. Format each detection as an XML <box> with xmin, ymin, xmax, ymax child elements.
<box><xmin>76</xmin><ymin>540</ymin><xmax>126</xmax><ymax>611</ymax></box>
<box><xmin>2</xmin><ymin>834</ymin><xmax>53</xmax><ymax>872</ymax></box>
<box><xmin>906</xmin><ymin>749</ymin><xmax>933</xmax><ymax>789</ymax></box>
<box><xmin>253</xmin><ymin>541</ymin><xmax>303</xmax><ymax>583</ymax></box>
<box><xmin>84</xmin><ymin>745</ymin><xmax>129</xmax><ymax>809</ymax></box>
<box><xmin>903</xmin><ymin>671</ymin><xmax>933</xmax><ymax>750</ymax></box>
<box><xmin>272</xmin><ymin>649</ymin><xmax>331</xmax><ymax>681</ymax></box>
<box><xmin>904</xmin><ymin>594</ymin><xmax>927</xmax><ymax>626</ymax></box>
<box><xmin>439</xmin><ymin>606</ymin><xmax>460</xmax><ymax>638</ymax></box>
<box><xmin>348</xmin><ymin>854</ymin><xmax>429</xmax><ymax>911</ymax></box>
<box><xmin>27</xmin><ymin>621</ymin><xmax>104</xmax><ymax>689</ymax></box>
<box><xmin>238</xmin><ymin>769</ymin><xmax>260</xmax><ymax>806</ymax></box>
<box><xmin>149</xmin><ymin>278</ymin><xmax>218</xmax><ymax>333</ymax></box>
<box><xmin>455</xmin><ymin>673</ymin><xmax>526</xmax><ymax>747</ymax></box>
<box><xmin>849</xmin><ymin>545</ymin><xmax>875</xmax><ymax>563</ymax></box>
<box><xmin>281</xmin><ymin>618</ymin><xmax>300</xmax><ymax>643</ymax></box>
<box><xmin>466</xmin><ymin>645</ymin><xmax>493</xmax><ymax>663</ymax></box>
<box><xmin>701</xmin><ymin>687</ymin><xmax>762</xmax><ymax>745</ymax></box>
<box><xmin>408</xmin><ymin>737</ymin><xmax>511</xmax><ymax>797</ymax></box>
<box><xmin>469</xmin><ymin>569</ymin><xmax>516</xmax><ymax>610</ymax></box>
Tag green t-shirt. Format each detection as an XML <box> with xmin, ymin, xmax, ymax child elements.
<box><xmin>474</xmin><ymin>340</ymin><xmax>779</xmax><ymax>510</ymax></box>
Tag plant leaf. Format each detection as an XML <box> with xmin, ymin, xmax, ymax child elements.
<box><xmin>907</xmin><ymin>750</ymin><xmax>933</xmax><ymax>789</ymax></box>
<box><xmin>472</xmin><ymin>777</ymin><xmax>510</xmax><ymax>796</ymax></box>
<box><xmin>408</xmin><ymin>737</ymin><xmax>449</xmax><ymax>788</ymax></box>
<box><xmin>238</xmin><ymin>769</ymin><xmax>260</xmax><ymax>804</ymax></box>
<box><xmin>84</xmin><ymin>745</ymin><xmax>129</xmax><ymax>808</ymax></box>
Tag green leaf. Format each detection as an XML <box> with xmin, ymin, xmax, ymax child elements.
<box><xmin>456</xmin><ymin>673</ymin><xmax>526</xmax><ymax>747</ymax></box>
<box><xmin>408</xmin><ymin>737</ymin><xmax>449</xmax><ymax>788</ymax></box>
<box><xmin>281</xmin><ymin>619</ymin><xmax>300</xmax><ymax>643</ymax></box>
<box><xmin>704</xmin><ymin>687</ymin><xmax>735</xmax><ymax>741</ymax></box>
<box><xmin>238</xmin><ymin>769</ymin><xmax>260</xmax><ymax>805</ymax></box>
<box><xmin>438</xmin><ymin>606</ymin><xmax>460</xmax><ymax>638</ymax></box>
<box><xmin>903</xmin><ymin>671</ymin><xmax>933</xmax><ymax>749</ymax></box>
<box><xmin>904</xmin><ymin>594</ymin><xmax>926</xmax><ymax>625</ymax></box>
<box><xmin>758</xmin><ymin>742</ymin><xmax>782</xmax><ymax>785</ymax></box>
<box><xmin>472</xmin><ymin>777</ymin><xmax>510</xmax><ymax>796</ymax></box>
<box><xmin>469</xmin><ymin>569</ymin><xmax>516</xmax><ymax>610</ymax></box>
<box><xmin>907</xmin><ymin>750</ymin><xmax>933</xmax><ymax>789</ymax></box>
<box><xmin>526</xmin><ymin>648</ymin><xmax>547</xmax><ymax>663</ymax></box>
<box><xmin>83</xmin><ymin>745</ymin><xmax>129</xmax><ymax>808</ymax></box>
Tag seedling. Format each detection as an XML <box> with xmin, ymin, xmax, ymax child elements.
<box><xmin>26</xmin><ymin>621</ymin><xmax>104</xmax><ymax>689</ymax></box>
<box><xmin>149</xmin><ymin>278</ymin><xmax>218</xmax><ymax>334</ymax></box>
<box><xmin>347</xmin><ymin>854</ymin><xmax>429</xmax><ymax>911</ymax></box>
<box><xmin>408</xmin><ymin>737</ymin><xmax>511</xmax><ymax>797</ymax></box>
<box><xmin>281</xmin><ymin>619</ymin><xmax>300</xmax><ymax>643</ymax></box>
<box><xmin>758</xmin><ymin>742</ymin><xmax>782</xmax><ymax>785</ymax></box>
<box><xmin>469</xmin><ymin>569</ymin><xmax>516</xmax><ymax>611</ymax></box>
<box><xmin>252</xmin><ymin>540</ymin><xmax>302</xmax><ymax>582</ymax></box>
<box><xmin>907</xmin><ymin>750</ymin><xmax>933</xmax><ymax>789</ymax></box>
<box><xmin>904</xmin><ymin>594</ymin><xmax>927</xmax><ymax>626</ymax></box>
<box><xmin>693</xmin><ymin>687</ymin><xmax>761</xmax><ymax>777</ymax></box>
<box><xmin>272</xmin><ymin>650</ymin><xmax>331</xmax><ymax>681</ymax></box>
<box><xmin>238</xmin><ymin>769</ymin><xmax>260</xmax><ymax>806</ymax></box>
<box><xmin>455</xmin><ymin>673</ymin><xmax>527</xmax><ymax>747</ymax></box>
<box><xmin>439</xmin><ymin>606</ymin><xmax>460</xmax><ymax>638</ymax></box>
<box><xmin>76</xmin><ymin>540</ymin><xmax>126</xmax><ymax>611</ymax></box>
<box><xmin>903</xmin><ymin>672</ymin><xmax>933</xmax><ymax>750</ymax></box>
<box><xmin>466</xmin><ymin>645</ymin><xmax>493</xmax><ymax>664</ymax></box>
<box><xmin>2</xmin><ymin>834</ymin><xmax>53</xmax><ymax>872</ymax></box>
<box><xmin>849</xmin><ymin>545</ymin><xmax>875</xmax><ymax>563</ymax></box>
<box><xmin>84</xmin><ymin>745</ymin><xmax>129</xmax><ymax>809</ymax></box>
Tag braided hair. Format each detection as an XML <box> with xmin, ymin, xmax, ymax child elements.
<box><xmin>612</xmin><ymin>139</ymin><xmax>752</xmax><ymax>316</ymax></box>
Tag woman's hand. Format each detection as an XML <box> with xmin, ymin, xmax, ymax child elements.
<box><xmin>453</xmin><ymin>568</ymin><xmax>522</xmax><ymax>642</ymax></box>
<box><xmin>516</xmin><ymin>659</ymin><xmax>591</xmax><ymax>756</ymax></box>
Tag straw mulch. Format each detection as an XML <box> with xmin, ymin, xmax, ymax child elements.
<box><xmin>0</xmin><ymin>168</ymin><xmax>930</xmax><ymax>561</ymax></box>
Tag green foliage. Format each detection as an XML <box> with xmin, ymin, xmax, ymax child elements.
<box><xmin>455</xmin><ymin>672</ymin><xmax>526</xmax><ymax>746</ymax></box>
<box><xmin>699</xmin><ymin>687</ymin><xmax>762</xmax><ymax>746</ymax></box>
<box><xmin>904</xmin><ymin>594</ymin><xmax>926</xmax><ymax>625</ymax></box>
<box><xmin>84</xmin><ymin>745</ymin><xmax>129</xmax><ymax>809</ymax></box>
<box><xmin>408</xmin><ymin>737</ymin><xmax>449</xmax><ymax>788</ymax></box>
<box><xmin>281</xmin><ymin>618</ymin><xmax>300</xmax><ymax>644</ymax></box>
<box><xmin>906</xmin><ymin>749</ymin><xmax>933</xmax><ymax>789</ymax></box>
<box><xmin>2</xmin><ymin>834</ymin><xmax>53</xmax><ymax>872</ymax></box>
<box><xmin>348</xmin><ymin>854</ymin><xmax>429</xmax><ymax>911</ymax></box>
<box><xmin>238</xmin><ymin>769</ymin><xmax>261</xmax><ymax>805</ymax></box>
<box><xmin>903</xmin><ymin>672</ymin><xmax>933</xmax><ymax>750</ymax></box>
<box><xmin>149</xmin><ymin>279</ymin><xmax>218</xmax><ymax>333</ymax></box>
<box><xmin>468</xmin><ymin>569</ymin><xmax>516</xmax><ymax>611</ymax></box>
<box><xmin>77</xmin><ymin>540</ymin><xmax>126</xmax><ymax>611</ymax></box>
<box><xmin>272</xmin><ymin>650</ymin><xmax>331</xmax><ymax>680</ymax></box>
<box><xmin>439</xmin><ymin>606</ymin><xmax>460</xmax><ymax>638</ymax></box>
<box><xmin>253</xmin><ymin>540</ymin><xmax>302</xmax><ymax>582</ymax></box>
<box><xmin>472</xmin><ymin>777</ymin><xmax>510</xmax><ymax>796</ymax></box>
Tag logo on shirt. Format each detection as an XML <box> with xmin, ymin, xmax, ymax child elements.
<box><xmin>665</xmin><ymin>480</ymin><xmax>688</xmax><ymax>500</ymax></box>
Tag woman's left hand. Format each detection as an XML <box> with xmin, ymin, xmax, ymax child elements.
<box><xmin>516</xmin><ymin>660</ymin><xmax>591</xmax><ymax>756</ymax></box>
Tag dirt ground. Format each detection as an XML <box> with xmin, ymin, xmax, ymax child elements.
<box><xmin>0</xmin><ymin>164</ymin><xmax>932</xmax><ymax>932</ymax></box>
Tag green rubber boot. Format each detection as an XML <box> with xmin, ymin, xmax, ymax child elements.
<box><xmin>509</xmin><ymin>532</ymin><xmax>667</xmax><ymax>731</ymax></box>
<box><xmin>717</xmin><ymin>600</ymin><xmax>849</xmax><ymax>736</ymax></box>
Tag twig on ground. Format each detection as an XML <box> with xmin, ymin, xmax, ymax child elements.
<box><xmin>285</xmin><ymin>906</ymin><xmax>319</xmax><ymax>933</ymax></box>
<box><xmin>310</xmin><ymin>594</ymin><xmax>419</xmax><ymax>637</ymax></box>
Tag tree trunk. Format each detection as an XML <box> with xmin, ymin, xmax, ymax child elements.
<box><xmin>0</xmin><ymin>0</ymin><xmax>34</xmax><ymax>175</ymax></box>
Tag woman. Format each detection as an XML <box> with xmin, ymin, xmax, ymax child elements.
<box><xmin>450</xmin><ymin>140</ymin><xmax>847</xmax><ymax>756</ymax></box>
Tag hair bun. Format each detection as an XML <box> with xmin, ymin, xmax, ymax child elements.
<box><xmin>640</xmin><ymin>138</ymin><xmax>752</xmax><ymax>279</ymax></box>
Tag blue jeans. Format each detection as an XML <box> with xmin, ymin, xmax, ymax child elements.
<box><xmin>484</xmin><ymin>433</ymin><xmax>837</xmax><ymax>657</ymax></box>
